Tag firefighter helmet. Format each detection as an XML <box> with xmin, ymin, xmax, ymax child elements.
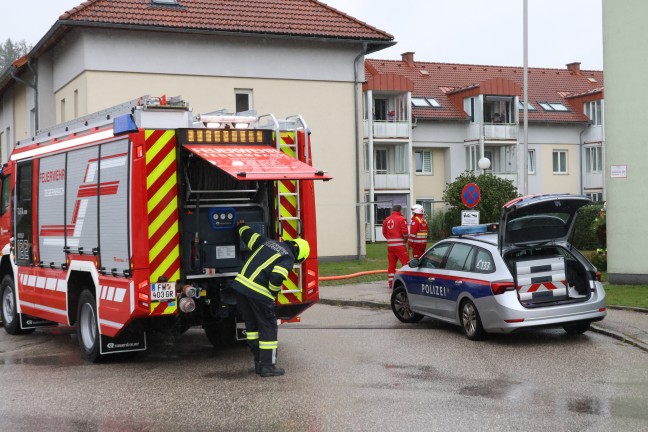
<box><xmin>290</xmin><ymin>238</ymin><xmax>310</xmax><ymax>263</ymax></box>
<box><xmin>411</xmin><ymin>204</ymin><xmax>424</xmax><ymax>215</ymax></box>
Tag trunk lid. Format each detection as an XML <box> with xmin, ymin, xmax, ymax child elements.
<box><xmin>498</xmin><ymin>194</ymin><xmax>591</xmax><ymax>255</ymax></box>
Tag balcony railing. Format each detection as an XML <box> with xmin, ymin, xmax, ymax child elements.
<box><xmin>364</xmin><ymin>172</ymin><xmax>410</xmax><ymax>189</ymax></box>
<box><xmin>363</xmin><ymin>120</ymin><xmax>409</xmax><ymax>139</ymax></box>
<box><xmin>484</xmin><ymin>123</ymin><xmax>518</xmax><ymax>140</ymax></box>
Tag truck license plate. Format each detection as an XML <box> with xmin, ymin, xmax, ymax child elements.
<box><xmin>151</xmin><ymin>283</ymin><xmax>176</xmax><ymax>302</ymax></box>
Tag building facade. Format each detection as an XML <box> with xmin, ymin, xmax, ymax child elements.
<box><xmin>0</xmin><ymin>0</ymin><xmax>395</xmax><ymax>259</ymax></box>
<box><xmin>363</xmin><ymin>53</ymin><xmax>605</xmax><ymax>240</ymax></box>
<box><xmin>603</xmin><ymin>0</ymin><xmax>648</xmax><ymax>283</ymax></box>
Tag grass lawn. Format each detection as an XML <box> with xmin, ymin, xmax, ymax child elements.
<box><xmin>319</xmin><ymin>243</ymin><xmax>647</xmax><ymax>308</ymax></box>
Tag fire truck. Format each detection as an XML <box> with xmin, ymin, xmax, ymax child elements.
<box><xmin>0</xmin><ymin>96</ymin><xmax>331</xmax><ymax>362</ymax></box>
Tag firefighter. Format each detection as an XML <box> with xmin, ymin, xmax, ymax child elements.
<box><xmin>232</xmin><ymin>221</ymin><xmax>310</xmax><ymax>377</ymax></box>
<box><xmin>409</xmin><ymin>204</ymin><xmax>429</xmax><ymax>260</ymax></box>
<box><xmin>382</xmin><ymin>204</ymin><xmax>409</xmax><ymax>289</ymax></box>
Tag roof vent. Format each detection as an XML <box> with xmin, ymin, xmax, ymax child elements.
<box><xmin>566</xmin><ymin>62</ymin><xmax>582</xmax><ymax>76</ymax></box>
<box><xmin>152</xmin><ymin>0</ymin><xmax>178</xmax><ymax>5</ymax></box>
<box><xmin>401</xmin><ymin>52</ymin><xmax>415</xmax><ymax>67</ymax></box>
<box><xmin>420</xmin><ymin>70</ymin><xmax>429</xmax><ymax>75</ymax></box>
<box><xmin>587</xmin><ymin>77</ymin><xmax>598</xmax><ymax>83</ymax></box>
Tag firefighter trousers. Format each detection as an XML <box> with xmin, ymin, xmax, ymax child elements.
<box><xmin>235</xmin><ymin>291</ymin><xmax>279</xmax><ymax>366</ymax></box>
<box><xmin>387</xmin><ymin>245</ymin><xmax>410</xmax><ymax>289</ymax></box>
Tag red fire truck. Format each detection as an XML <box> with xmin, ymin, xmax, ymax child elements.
<box><xmin>0</xmin><ymin>96</ymin><xmax>330</xmax><ymax>362</ymax></box>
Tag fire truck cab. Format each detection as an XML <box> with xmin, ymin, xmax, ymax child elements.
<box><xmin>0</xmin><ymin>96</ymin><xmax>330</xmax><ymax>362</ymax></box>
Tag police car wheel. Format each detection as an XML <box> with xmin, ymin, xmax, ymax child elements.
<box><xmin>1</xmin><ymin>275</ymin><xmax>33</xmax><ymax>335</ymax></box>
<box><xmin>391</xmin><ymin>287</ymin><xmax>423</xmax><ymax>323</ymax></box>
<box><xmin>563</xmin><ymin>323</ymin><xmax>590</xmax><ymax>335</ymax></box>
<box><xmin>460</xmin><ymin>299</ymin><xmax>485</xmax><ymax>341</ymax></box>
<box><xmin>77</xmin><ymin>290</ymin><xmax>102</xmax><ymax>362</ymax></box>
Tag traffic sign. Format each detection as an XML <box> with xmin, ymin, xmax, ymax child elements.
<box><xmin>461</xmin><ymin>183</ymin><xmax>480</xmax><ymax>208</ymax></box>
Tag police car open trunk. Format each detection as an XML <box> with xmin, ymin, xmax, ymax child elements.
<box><xmin>499</xmin><ymin>194</ymin><xmax>597</xmax><ymax>307</ymax></box>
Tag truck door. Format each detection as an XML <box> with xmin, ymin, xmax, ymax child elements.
<box><xmin>15</xmin><ymin>161</ymin><xmax>34</xmax><ymax>266</ymax></box>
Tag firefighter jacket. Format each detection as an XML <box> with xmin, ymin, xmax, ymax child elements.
<box><xmin>232</xmin><ymin>225</ymin><xmax>297</xmax><ymax>304</ymax></box>
<box><xmin>409</xmin><ymin>214</ymin><xmax>428</xmax><ymax>248</ymax></box>
<box><xmin>382</xmin><ymin>210</ymin><xmax>408</xmax><ymax>248</ymax></box>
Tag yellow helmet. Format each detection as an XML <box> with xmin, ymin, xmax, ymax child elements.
<box><xmin>290</xmin><ymin>238</ymin><xmax>310</xmax><ymax>263</ymax></box>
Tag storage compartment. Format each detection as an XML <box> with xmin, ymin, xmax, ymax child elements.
<box><xmin>505</xmin><ymin>247</ymin><xmax>592</xmax><ymax>306</ymax></box>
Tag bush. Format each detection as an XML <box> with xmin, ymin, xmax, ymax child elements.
<box><xmin>442</xmin><ymin>171</ymin><xmax>518</xmax><ymax>227</ymax></box>
<box><xmin>590</xmin><ymin>251</ymin><xmax>608</xmax><ymax>271</ymax></box>
<box><xmin>571</xmin><ymin>203</ymin><xmax>605</xmax><ymax>250</ymax></box>
<box><xmin>428</xmin><ymin>209</ymin><xmax>451</xmax><ymax>241</ymax></box>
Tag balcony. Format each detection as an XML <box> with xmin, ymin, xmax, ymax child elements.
<box><xmin>484</xmin><ymin>123</ymin><xmax>518</xmax><ymax>141</ymax></box>
<box><xmin>363</xmin><ymin>120</ymin><xmax>410</xmax><ymax>139</ymax></box>
<box><xmin>364</xmin><ymin>171</ymin><xmax>410</xmax><ymax>190</ymax></box>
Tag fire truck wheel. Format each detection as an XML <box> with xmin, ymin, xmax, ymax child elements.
<box><xmin>1</xmin><ymin>275</ymin><xmax>34</xmax><ymax>335</ymax></box>
<box><xmin>77</xmin><ymin>290</ymin><xmax>102</xmax><ymax>362</ymax></box>
<box><xmin>203</xmin><ymin>317</ymin><xmax>237</xmax><ymax>349</ymax></box>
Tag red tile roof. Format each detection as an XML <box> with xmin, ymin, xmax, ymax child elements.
<box><xmin>365</xmin><ymin>57</ymin><xmax>604</xmax><ymax>123</ymax></box>
<box><xmin>59</xmin><ymin>0</ymin><xmax>394</xmax><ymax>42</ymax></box>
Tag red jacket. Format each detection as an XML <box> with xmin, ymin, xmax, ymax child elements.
<box><xmin>409</xmin><ymin>214</ymin><xmax>428</xmax><ymax>248</ymax></box>
<box><xmin>382</xmin><ymin>211</ymin><xmax>408</xmax><ymax>248</ymax></box>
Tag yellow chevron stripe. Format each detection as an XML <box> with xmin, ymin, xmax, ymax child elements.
<box><xmin>147</xmin><ymin>174</ymin><xmax>178</xmax><ymax>215</ymax></box>
<box><xmin>149</xmin><ymin>220</ymin><xmax>179</xmax><ymax>263</ymax></box>
<box><xmin>148</xmin><ymin>199</ymin><xmax>178</xmax><ymax>238</ymax></box>
<box><xmin>145</xmin><ymin>130</ymin><xmax>175</xmax><ymax>164</ymax></box>
<box><xmin>150</xmin><ymin>246</ymin><xmax>180</xmax><ymax>282</ymax></box>
<box><xmin>147</xmin><ymin>150</ymin><xmax>176</xmax><ymax>189</ymax></box>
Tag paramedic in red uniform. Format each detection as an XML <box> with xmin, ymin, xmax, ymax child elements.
<box><xmin>409</xmin><ymin>204</ymin><xmax>429</xmax><ymax>259</ymax></box>
<box><xmin>382</xmin><ymin>205</ymin><xmax>409</xmax><ymax>289</ymax></box>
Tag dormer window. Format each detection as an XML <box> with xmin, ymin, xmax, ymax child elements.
<box><xmin>411</xmin><ymin>97</ymin><xmax>441</xmax><ymax>108</ymax></box>
<box><xmin>518</xmin><ymin>101</ymin><xmax>536</xmax><ymax>110</ymax></box>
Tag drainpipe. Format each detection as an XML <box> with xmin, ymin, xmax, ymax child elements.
<box><xmin>353</xmin><ymin>43</ymin><xmax>368</xmax><ymax>259</ymax></box>
<box><xmin>10</xmin><ymin>59</ymin><xmax>38</xmax><ymax>133</ymax></box>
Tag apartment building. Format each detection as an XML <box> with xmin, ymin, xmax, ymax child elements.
<box><xmin>363</xmin><ymin>52</ymin><xmax>604</xmax><ymax>241</ymax></box>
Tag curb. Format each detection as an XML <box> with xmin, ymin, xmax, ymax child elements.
<box><xmin>590</xmin><ymin>324</ymin><xmax>648</xmax><ymax>353</ymax></box>
<box><xmin>318</xmin><ymin>298</ymin><xmax>648</xmax><ymax>353</ymax></box>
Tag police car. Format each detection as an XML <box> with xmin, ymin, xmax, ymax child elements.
<box><xmin>391</xmin><ymin>194</ymin><xmax>606</xmax><ymax>340</ymax></box>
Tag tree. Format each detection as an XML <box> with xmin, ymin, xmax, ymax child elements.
<box><xmin>442</xmin><ymin>171</ymin><xmax>518</xmax><ymax>228</ymax></box>
<box><xmin>0</xmin><ymin>38</ymin><xmax>32</xmax><ymax>74</ymax></box>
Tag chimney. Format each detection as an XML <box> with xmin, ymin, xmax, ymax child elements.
<box><xmin>401</xmin><ymin>52</ymin><xmax>415</xmax><ymax>67</ymax></box>
<box><xmin>566</xmin><ymin>62</ymin><xmax>581</xmax><ymax>75</ymax></box>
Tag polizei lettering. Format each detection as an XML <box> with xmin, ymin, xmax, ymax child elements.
<box><xmin>421</xmin><ymin>283</ymin><xmax>448</xmax><ymax>297</ymax></box>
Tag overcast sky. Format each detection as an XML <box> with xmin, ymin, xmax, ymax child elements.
<box><xmin>3</xmin><ymin>0</ymin><xmax>603</xmax><ymax>70</ymax></box>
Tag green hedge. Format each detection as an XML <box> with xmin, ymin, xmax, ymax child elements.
<box><xmin>571</xmin><ymin>203</ymin><xmax>605</xmax><ymax>250</ymax></box>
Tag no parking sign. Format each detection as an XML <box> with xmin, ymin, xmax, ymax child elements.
<box><xmin>461</xmin><ymin>183</ymin><xmax>480</xmax><ymax>208</ymax></box>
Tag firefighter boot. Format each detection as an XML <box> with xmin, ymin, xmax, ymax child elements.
<box><xmin>258</xmin><ymin>346</ymin><xmax>285</xmax><ymax>377</ymax></box>
<box><xmin>247</xmin><ymin>341</ymin><xmax>261</xmax><ymax>374</ymax></box>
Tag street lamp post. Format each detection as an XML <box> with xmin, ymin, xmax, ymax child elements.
<box><xmin>521</xmin><ymin>0</ymin><xmax>529</xmax><ymax>196</ymax></box>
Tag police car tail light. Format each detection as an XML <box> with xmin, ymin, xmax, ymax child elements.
<box><xmin>491</xmin><ymin>282</ymin><xmax>516</xmax><ymax>295</ymax></box>
<box><xmin>594</xmin><ymin>271</ymin><xmax>602</xmax><ymax>282</ymax></box>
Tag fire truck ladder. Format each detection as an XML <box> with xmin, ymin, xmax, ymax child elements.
<box><xmin>259</xmin><ymin>114</ymin><xmax>309</xmax><ymax>295</ymax></box>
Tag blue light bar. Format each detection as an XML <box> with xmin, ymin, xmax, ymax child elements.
<box><xmin>113</xmin><ymin>114</ymin><xmax>139</xmax><ymax>135</ymax></box>
<box><xmin>452</xmin><ymin>224</ymin><xmax>498</xmax><ymax>236</ymax></box>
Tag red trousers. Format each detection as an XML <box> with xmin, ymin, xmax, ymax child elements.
<box><xmin>387</xmin><ymin>246</ymin><xmax>409</xmax><ymax>288</ymax></box>
<box><xmin>411</xmin><ymin>246</ymin><xmax>426</xmax><ymax>260</ymax></box>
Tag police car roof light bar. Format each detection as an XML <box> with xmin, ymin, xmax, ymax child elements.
<box><xmin>451</xmin><ymin>223</ymin><xmax>498</xmax><ymax>236</ymax></box>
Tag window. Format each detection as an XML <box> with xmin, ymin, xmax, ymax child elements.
<box><xmin>465</xmin><ymin>144</ymin><xmax>480</xmax><ymax>172</ymax></box>
<box><xmin>539</xmin><ymin>102</ymin><xmax>569</xmax><ymax>112</ymax></box>
<box><xmin>411</xmin><ymin>97</ymin><xmax>441</xmax><ymax>108</ymax></box>
<box><xmin>527</xmin><ymin>150</ymin><xmax>536</xmax><ymax>174</ymax></box>
<box><xmin>584</xmin><ymin>100</ymin><xmax>603</xmax><ymax>125</ymax></box>
<box><xmin>518</xmin><ymin>101</ymin><xmax>536</xmax><ymax>110</ymax></box>
<box><xmin>553</xmin><ymin>150</ymin><xmax>568</xmax><ymax>174</ymax></box>
<box><xmin>586</xmin><ymin>192</ymin><xmax>603</xmax><ymax>202</ymax></box>
<box><xmin>585</xmin><ymin>146</ymin><xmax>603</xmax><ymax>173</ymax></box>
<box><xmin>464</xmin><ymin>97</ymin><xmax>476</xmax><ymax>123</ymax></box>
<box><xmin>473</xmin><ymin>248</ymin><xmax>495</xmax><ymax>273</ymax></box>
<box><xmin>0</xmin><ymin>174</ymin><xmax>10</xmax><ymax>215</ymax></box>
<box><xmin>484</xmin><ymin>96</ymin><xmax>514</xmax><ymax>123</ymax></box>
<box><xmin>60</xmin><ymin>99</ymin><xmax>66</xmax><ymax>123</ymax></box>
<box><xmin>416</xmin><ymin>199</ymin><xmax>434</xmax><ymax>216</ymax></box>
<box><xmin>74</xmin><ymin>90</ymin><xmax>79</xmax><ymax>119</ymax></box>
<box><xmin>420</xmin><ymin>243</ymin><xmax>451</xmax><ymax>269</ymax></box>
<box><xmin>374</xmin><ymin>99</ymin><xmax>387</xmax><ymax>120</ymax></box>
<box><xmin>415</xmin><ymin>150</ymin><xmax>432</xmax><ymax>174</ymax></box>
<box><xmin>445</xmin><ymin>243</ymin><xmax>474</xmax><ymax>271</ymax></box>
<box><xmin>375</xmin><ymin>149</ymin><xmax>387</xmax><ymax>174</ymax></box>
<box><xmin>235</xmin><ymin>89</ymin><xmax>253</xmax><ymax>113</ymax></box>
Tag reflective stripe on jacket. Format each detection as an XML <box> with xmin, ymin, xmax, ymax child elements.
<box><xmin>382</xmin><ymin>211</ymin><xmax>408</xmax><ymax>248</ymax></box>
<box><xmin>232</xmin><ymin>225</ymin><xmax>296</xmax><ymax>303</ymax></box>
<box><xmin>409</xmin><ymin>214</ymin><xmax>428</xmax><ymax>246</ymax></box>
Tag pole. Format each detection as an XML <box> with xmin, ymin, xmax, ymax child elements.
<box><xmin>522</xmin><ymin>0</ymin><xmax>529</xmax><ymax>195</ymax></box>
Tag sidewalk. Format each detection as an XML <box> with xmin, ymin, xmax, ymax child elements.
<box><xmin>319</xmin><ymin>281</ymin><xmax>648</xmax><ymax>352</ymax></box>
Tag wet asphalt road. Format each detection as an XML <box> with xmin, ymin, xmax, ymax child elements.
<box><xmin>1</xmin><ymin>304</ymin><xmax>647</xmax><ymax>432</ymax></box>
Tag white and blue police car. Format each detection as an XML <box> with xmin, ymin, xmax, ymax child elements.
<box><xmin>391</xmin><ymin>194</ymin><xmax>606</xmax><ymax>340</ymax></box>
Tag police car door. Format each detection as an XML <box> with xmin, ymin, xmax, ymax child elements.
<box><xmin>438</xmin><ymin>242</ymin><xmax>477</xmax><ymax>319</ymax></box>
<box><xmin>410</xmin><ymin>242</ymin><xmax>451</xmax><ymax>315</ymax></box>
